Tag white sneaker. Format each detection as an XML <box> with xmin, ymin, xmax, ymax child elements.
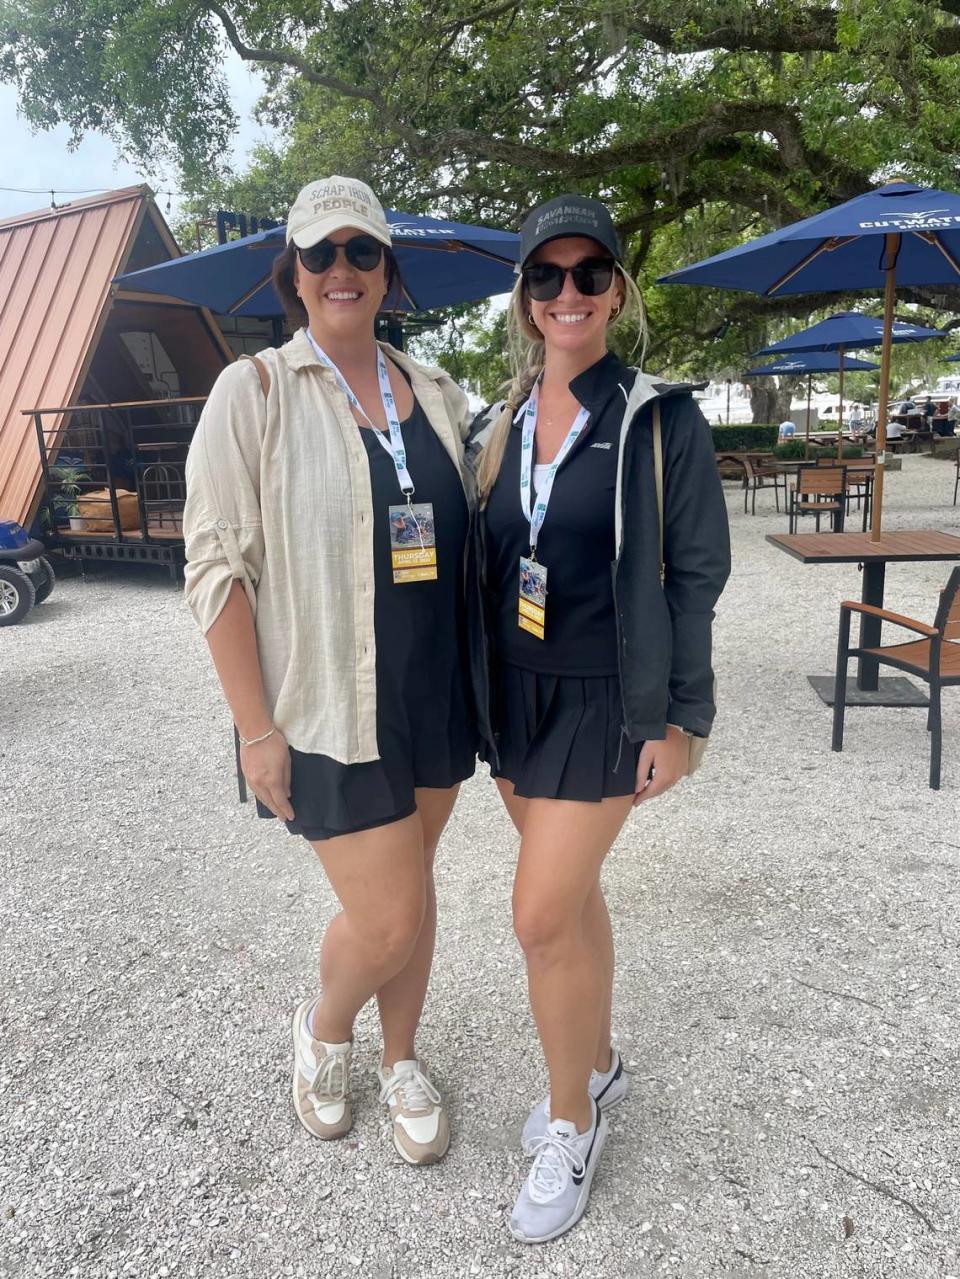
<box><xmin>521</xmin><ymin>1049</ymin><xmax>629</xmax><ymax>1155</ymax></box>
<box><xmin>377</xmin><ymin>1059</ymin><xmax>450</xmax><ymax>1165</ymax></box>
<box><xmin>290</xmin><ymin>998</ymin><xmax>352</xmax><ymax>1140</ymax></box>
<box><xmin>510</xmin><ymin>1100</ymin><xmax>608</xmax><ymax>1244</ymax></box>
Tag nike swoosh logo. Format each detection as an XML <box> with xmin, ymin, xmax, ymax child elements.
<box><xmin>594</xmin><ymin>1057</ymin><xmax>622</xmax><ymax>1103</ymax></box>
<box><xmin>571</xmin><ymin>1104</ymin><xmax>600</xmax><ymax>1185</ymax></box>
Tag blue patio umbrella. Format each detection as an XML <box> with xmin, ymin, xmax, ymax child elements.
<box><xmin>745</xmin><ymin>353</ymin><xmax>881</xmax><ymax>375</ymax></box>
<box><xmin>745</xmin><ymin>352</ymin><xmax>880</xmax><ymax>455</ymax></box>
<box><xmin>658</xmin><ymin>180</ymin><xmax>960</xmax><ymax>537</ymax></box>
<box><xmin>753</xmin><ymin>312</ymin><xmax>945</xmax><ymax>455</ymax></box>
<box><xmin>756</xmin><ymin>312</ymin><xmax>947</xmax><ymax>355</ymax></box>
<box><xmin>114</xmin><ymin>209</ymin><xmax>520</xmax><ymax>316</ymax></box>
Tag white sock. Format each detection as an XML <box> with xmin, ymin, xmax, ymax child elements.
<box><xmin>594</xmin><ymin>1048</ymin><xmax>618</xmax><ymax>1080</ymax></box>
<box><xmin>302</xmin><ymin>997</ymin><xmax>321</xmax><ymax>1039</ymax></box>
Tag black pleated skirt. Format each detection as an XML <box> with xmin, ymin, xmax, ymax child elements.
<box><xmin>483</xmin><ymin>663</ymin><xmax>642</xmax><ymax>802</ymax></box>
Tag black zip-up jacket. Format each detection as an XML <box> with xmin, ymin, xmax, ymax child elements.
<box><xmin>467</xmin><ymin>356</ymin><xmax>731</xmax><ymax>765</ymax></box>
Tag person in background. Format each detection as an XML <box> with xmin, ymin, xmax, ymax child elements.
<box><xmin>778</xmin><ymin>418</ymin><xmax>796</xmax><ymax>440</ymax></box>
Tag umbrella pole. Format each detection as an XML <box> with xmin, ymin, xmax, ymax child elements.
<box><xmin>805</xmin><ymin>373</ymin><xmax>812</xmax><ymax>459</ymax></box>
<box><xmin>726</xmin><ymin>379</ymin><xmax>731</xmax><ymax>425</ymax></box>
<box><xmin>871</xmin><ymin>235</ymin><xmax>899</xmax><ymax>540</ymax></box>
<box><xmin>837</xmin><ymin>346</ymin><xmax>845</xmax><ymax>460</ymax></box>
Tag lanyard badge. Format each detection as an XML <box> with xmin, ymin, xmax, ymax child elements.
<box><xmin>307</xmin><ymin>331</ymin><xmax>437</xmax><ymax>583</ymax></box>
<box><xmin>516</xmin><ymin>382</ymin><xmax>590</xmax><ymax>638</ymax></box>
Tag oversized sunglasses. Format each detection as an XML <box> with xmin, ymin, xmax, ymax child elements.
<box><xmin>298</xmin><ymin>235</ymin><xmax>384</xmax><ymax>274</ymax></box>
<box><xmin>521</xmin><ymin>256</ymin><xmax>616</xmax><ymax>301</ymax></box>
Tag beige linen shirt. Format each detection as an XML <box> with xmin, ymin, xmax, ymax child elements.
<box><xmin>183</xmin><ymin>329</ymin><xmax>473</xmax><ymax>762</ymax></box>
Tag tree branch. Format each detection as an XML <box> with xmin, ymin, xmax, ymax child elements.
<box><xmin>429</xmin><ymin>99</ymin><xmax>823</xmax><ymax>178</ymax></box>
<box><xmin>644</xmin><ymin>289</ymin><xmax>872</xmax><ymax>364</ymax></box>
<box><xmin>201</xmin><ymin>11</ymin><xmax>866</xmax><ymax>186</ymax></box>
<box><xmin>621</xmin><ymin>5</ymin><xmax>960</xmax><ymax>57</ymax></box>
<box><xmin>437</xmin><ymin>0</ymin><xmax>520</xmax><ymax>32</ymax></box>
<box><xmin>205</xmin><ymin>1</ymin><xmax>386</xmax><ymax>107</ymax></box>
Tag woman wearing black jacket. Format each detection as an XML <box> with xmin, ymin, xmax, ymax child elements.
<box><xmin>471</xmin><ymin>195</ymin><xmax>730</xmax><ymax>1244</ymax></box>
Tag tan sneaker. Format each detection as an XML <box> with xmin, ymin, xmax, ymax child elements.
<box><xmin>377</xmin><ymin>1059</ymin><xmax>450</xmax><ymax>1165</ymax></box>
<box><xmin>291</xmin><ymin>998</ymin><xmax>352</xmax><ymax>1140</ymax></box>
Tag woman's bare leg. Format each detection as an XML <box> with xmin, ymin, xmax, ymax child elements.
<box><xmin>511</xmin><ymin>796</ymin><xmax>632</xmax><ymax>1131</ymax></box>
<box><xmin>583</xmin><ymin>883</ymin><xmax>614</xmax><ymax>1073</ymax></box>
<box><xmin>308</xmin><ymin>813</ymin><xmax>429</xmax><ymax>1045</ymax></box>
<box><xmin>497</xmin><ymin>777</ymin><xmax>616</xmax><ymax>1076</ymax></box>
<box><xmin>376</xmin><ymin>786</ymin><xmax>460</xmax><ymax>1066</ymax></box>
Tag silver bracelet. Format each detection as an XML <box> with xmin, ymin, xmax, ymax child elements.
<box><xmin>238</xmin><ymin>726</ymin><xmax>276</xmax><ymax>747</ymax></box>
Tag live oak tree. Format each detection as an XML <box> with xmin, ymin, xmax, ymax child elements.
<box><xmin>6</xmin><ymin>0</ymin><xmax>959</xmax><ymax>405</ymax></box>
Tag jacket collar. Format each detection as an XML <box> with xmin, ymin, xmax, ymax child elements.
<box><xmin>509</xmin><ymin>350</ymin><xmax>632</xmax><ymax>429</ymax></box>
<box><xmin>570</xmin><ymin>350</ymin><xmax>706</xmax><ymax>409</ymax></box>
<box><xmin>508</xmin><ymin>350</ymin><xmax>705</xmax><ymax>429</ymax></box>
<box><xmin>278</xmin><ymin>327</ymin><xmax>448</xmax><ymax>383</ymax></box>
<box><xmin>569</xmin><ymin>350</ymin><xmax>633</xmax><ymax>413</ymax></box>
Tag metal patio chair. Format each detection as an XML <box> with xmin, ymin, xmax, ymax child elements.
<box><xmin>788</xmin><ymin>464</ymin><xmax>847</xmax><ymax>533</ymax></box>
<box><xmin>742</xmin><ymin>455</ymin><xmax>786</xmax><ymax>514</ymax></box>
<box><xmin>817</xmin><ymin>457</ymin><xmax>874</xmax><ymax>530</ymax></box>
<box><xmin>832</xmin><ymin>567</ymin><xmax>960</xmax><ymax>789</ymax></box>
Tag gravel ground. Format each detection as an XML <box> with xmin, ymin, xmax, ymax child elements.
<box><xmin>2</xmin><ymin>453</ymin><xmax>960</xmax><ymax>1279</ymax></box>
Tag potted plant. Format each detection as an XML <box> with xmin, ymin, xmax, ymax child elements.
<box><xmin>49</xmin><ymin>464</ymin><xmax>90</xmax><ymax>529</ymax></box>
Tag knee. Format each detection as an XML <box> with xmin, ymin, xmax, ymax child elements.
<box><xmin>363</xmin><ymin>899</ymin><xmax>425</xmax><ymax>970</ymax></box>
<box><xmin>512</xmin><ymin>897</ymin><xmax>577</xmax><ymax>960</ymax></box>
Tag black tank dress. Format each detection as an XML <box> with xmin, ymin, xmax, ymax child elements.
<box><xmin>257</xmin><ymin>396</ymin><xmax>477</xmax><ymax>841</ymax></box>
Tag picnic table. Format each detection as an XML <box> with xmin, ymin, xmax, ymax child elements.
<box><xmin>766</xmin><ymin>528</ymin><xmax>960</xmax><ymax>706</ymax></box>
<box><xmin>805</xmin><ymin>430</ymin><xmax>857</xmax><ymax>444</ymax></box>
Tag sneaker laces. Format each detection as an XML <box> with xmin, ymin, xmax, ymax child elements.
<box><xmin>527</xmin><ymin>1132</ymin><xmax>585</xmax><ymax>1202</ymax></box>
<box><xmin>309</xmin><ymin>1049</ymin><xmax>348</xmax><ymax>1103</ymax></box>
<box><xmin>379</xmin><ymin>1064</ymin><xmax>440</xmax><ymax>1112</ymax></box>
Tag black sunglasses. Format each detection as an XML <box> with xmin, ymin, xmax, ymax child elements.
<box><xmin>298</xmin><ymin>235</ymin><xmax>384</xmax><ymax>275</ymax></box>
<box><xmin>521</xmin><ymin>256</ymin><xmax>616</xmax><ymax>302</ymax></box>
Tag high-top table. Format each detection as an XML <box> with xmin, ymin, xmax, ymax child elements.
<box><xmin>766</xmin><ymin>529</ymin><xmax>960</xmax><ymax>706</ymax></box>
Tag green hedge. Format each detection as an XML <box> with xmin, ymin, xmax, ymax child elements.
<box><xmin>770</xmin><ymin>439</ymin><xmax>807</xmax><ymax>460</ymax></box>
<box><xmin>771</xmin><ymin>441</ymin><xmax>864</xmax><ymax>460</ymax></box>
<box><xmin>711</xmin><ymin>424</ymin><xmax>779</xmax><ymax>450</ymax></box>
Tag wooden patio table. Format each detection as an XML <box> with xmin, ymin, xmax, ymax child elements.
<box><xmin>766</xmin><ymin>529</ymin><xmax>960</xmax><ymax>706</ymax></box>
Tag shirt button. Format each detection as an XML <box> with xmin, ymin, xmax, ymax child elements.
<box><xmin>216</xmin><ymin>519</ymin><xmax>228</xmax><ymax>529</ymax></box>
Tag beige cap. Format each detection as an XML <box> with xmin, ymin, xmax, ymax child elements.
<box><xmin>286</xmin><ymin>176</ymin><xmax>392</xmax><ymax>249</ymax></box>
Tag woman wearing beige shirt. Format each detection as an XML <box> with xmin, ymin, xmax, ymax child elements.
<box><xmin>183</xmin><ymin>177</ymin><xmax>476</xmax><ymax>1165</ymax></box>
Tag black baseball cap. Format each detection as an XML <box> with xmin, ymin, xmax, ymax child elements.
<box><xmin>519</xmin><ymin>195</ymin><xmax>623</xmax><ymax>266</ymax></box>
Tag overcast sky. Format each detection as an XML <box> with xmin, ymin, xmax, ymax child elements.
<box><xmin>0</xmin><ymin>52</ymin><xmax>271</xmax><ymax>227</ymax></box>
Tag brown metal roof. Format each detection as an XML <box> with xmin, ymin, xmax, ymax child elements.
<box><xmin>0</xmin><ymin>186</ymin><xmax>156</xmax><ymax>525</ymax></box>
